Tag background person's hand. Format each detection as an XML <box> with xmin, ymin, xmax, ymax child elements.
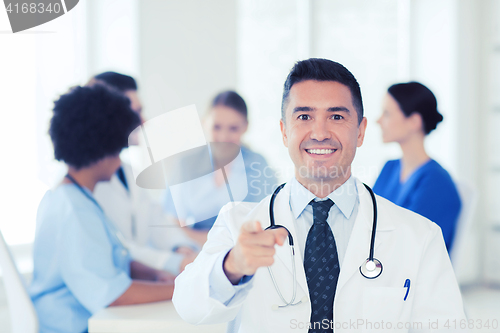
<box><xmin>175</xmin><ymin>246</ymin><xmax>197</xmax><ymax>256</ymax></box>
<box><xmin>155</xmin><ymin>270</ymin><xmax>176</xmax><ymax>283</ymax></box>
<box><xmin>223</xmin><ymin>220</ymin><xmax>288</xmax><ymax>284</ymax></box>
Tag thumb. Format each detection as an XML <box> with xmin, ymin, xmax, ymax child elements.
<box><xmin>272</xmin><ymin>228</ymin><xmax>289</xmax><ymax>246</ymax></box>
<box><xmin>241</xmin><ymin>220</ymin><xmax>263</xmax><ymax>234</ymax></box>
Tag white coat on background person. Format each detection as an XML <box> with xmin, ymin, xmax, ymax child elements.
<box><xmin>172</xmin><ymin>58</ymin><xmax>467</xmax><ymax>332</ymax></box>
<box><xmin>173</xmin><ymin>179</ymin><xmax>466</xmax><ymax>332</ymax></box>
<box><xmin>94</xmin><ymin>162</ymin><xmax>198</xmax><ymax>274</ymax></box>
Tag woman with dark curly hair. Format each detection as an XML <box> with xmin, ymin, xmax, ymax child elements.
<box><xmin>373</xmin><ymin>82</ymin><xmax>461</xmax><ymax>252</ymax></box>
<box><xmin>29</xmin><ymin>85</ymin><xmax>177</xmax><ymax>333</ymax></box>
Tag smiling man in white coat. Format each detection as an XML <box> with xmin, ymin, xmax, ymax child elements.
<box><xmin>173</xmin><ymin>58</ymin><xmax>467</xmax><ymax>332</ymax></box>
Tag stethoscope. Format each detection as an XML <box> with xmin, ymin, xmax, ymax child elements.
<box><xmin>265</xmin><ymin>182</ymin><xmax>383</xmax><ymax>309</ymax></box>
<box><xmin>65</xmin><ymin>174</ymin><xmax>129</xmax><ymax>253</ymax></box>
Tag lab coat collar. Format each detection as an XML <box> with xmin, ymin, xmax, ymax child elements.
<box><xmin>289</xmin><ymin>176</ymin><xmax>357</xmax><ymax>220</ymax></box>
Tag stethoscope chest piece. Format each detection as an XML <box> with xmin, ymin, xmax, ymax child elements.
<box><xmin>359</xmin><ymin>258</ymin><xmax>383</xmax><ymax>279</ymax></box>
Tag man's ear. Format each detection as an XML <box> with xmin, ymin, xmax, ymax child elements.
<box><xmin>280</xmin><ymin>119</ymin><xmax>288</xmax><ymax>147</ymax></box>
<box><xmin>357</xmin><ymin>117</ymin><xmax>367</xmax><ymax>147</ymax></box>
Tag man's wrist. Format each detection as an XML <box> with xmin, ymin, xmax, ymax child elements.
<box><xmin>223</xmin><ymin>249</ymin><xmax>245</xmax><ymax>285</ymax></box>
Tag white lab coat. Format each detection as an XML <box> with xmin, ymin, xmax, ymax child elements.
<box><xmin>94</xmin><ymin>163</ymin><xmax>195</xmax><ymax>271</ymax></box>
<box><xmin>173</xmin><ymin>179</ymin><xmax>467</xmax><ymax>332</ymax></box>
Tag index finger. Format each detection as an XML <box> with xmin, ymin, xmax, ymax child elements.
<box><xmin>241</xmin><ymin>220</ymin><xmax>263</xmax><ymax>234</ymax></box>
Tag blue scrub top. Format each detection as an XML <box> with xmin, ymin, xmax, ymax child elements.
<box><xmin>162</xmin><ymin>146</ymin><xmax>277</xmax><ymax>230</ymax></box>
<box><xmin>373</xmin><ymin>159</ymin><xmax>461</xmax><ymax>251</ymax></box>
<box><xmin>29</xmin><ymin>184</ymin><xmax>132</xmax><ymax>333</ymax></box>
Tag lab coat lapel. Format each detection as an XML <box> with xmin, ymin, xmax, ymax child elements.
<box><xmin>336</xmin><ymin>179</ymin><xmax>395</xmax><ymax>291</ymax></box>
<box><xmin>272</xmin><ymin>182</ymin><xmax>309</xmax><ymax>295</ymax></box>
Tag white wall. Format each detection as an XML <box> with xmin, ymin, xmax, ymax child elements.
<box><xmin>139</xmin><ymin>0</ymin><xmax>238</xmax><ymax>120</ymax></box>
<box><xmin>86</xmin><ymin>0</ymin><xmax>140</xmax><ymax>77</ymax></box>
<box><xmin>409</xmin><ymin>0</ymin><xmax>459</xmax><ymax>177</ymax></box>
<box><xmin>237</xmin><ymin>0</ymin><xmax>300</xmax><ymax>182</ymax></box>
<box><xmin>479</xmin><ymin>0</ymin><xmax>500</xmax><ymax>285</ymax></box>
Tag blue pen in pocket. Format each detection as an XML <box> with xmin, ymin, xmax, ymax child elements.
<box><xmin>404</xmin><ymin>279</ymin><xmax>411</xmax><ymax>301</ymax></box>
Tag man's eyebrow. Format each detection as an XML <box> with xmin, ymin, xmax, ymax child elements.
<box><xmin>327</xmin><ymin>106</ymin><xmax>350</xmax><ymax>113</ymax></box>
<box><xmin>292</xmin><ymin>106</ymin><xmax>315</xmax><ymax>113</ymax></box>
<box><xmin>292</xmin><ymin>106</ymin><xmax>351</xmax><ymax>113</ymax></box>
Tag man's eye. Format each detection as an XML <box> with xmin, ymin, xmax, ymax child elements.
<box><xmin>298</xmin><ymin>114</ymin><xmax>310</xmax><ymax>120</ymax></box>
<box><xmin>332</xmin><ymin>114</ymin><xmax>344</xmax><ymax>120</ymax></box>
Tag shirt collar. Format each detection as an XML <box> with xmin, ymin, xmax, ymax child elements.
<box><xmin>289</xmin><ymin>176</ymin><xmax>357</xmax><ymax>220</ymax></box>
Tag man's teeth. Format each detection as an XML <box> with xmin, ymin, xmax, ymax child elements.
<box><xmin>306</xmin><ymin>149</ymin><xmax>335</xmax><ymax>155</ymax></box>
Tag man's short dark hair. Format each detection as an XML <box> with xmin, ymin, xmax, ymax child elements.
<box><xmin>281</xmin><ymin>58</ymin><xmax>364</xmax><ymax>124</ymax></box>
<box><xmin>49</xmin><ymin>85</ymin><xmax>141</xmax><ymax>169</ymax></box>
<box><xmin>93</xmin><ymin>71</ymin><xmax>138</xmax><ymax>92</ymax></box>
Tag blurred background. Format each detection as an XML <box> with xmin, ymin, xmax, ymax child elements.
<box><xmin>0</xmin><ymin>0</ymin><xmax>499</xmax><ymax>331</ymax></box>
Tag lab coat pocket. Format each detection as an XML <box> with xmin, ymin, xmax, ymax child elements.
<box><xmin>362</xmin><ymin>287</ymin><xmax>407</xmax><ymax>332</ymax></box>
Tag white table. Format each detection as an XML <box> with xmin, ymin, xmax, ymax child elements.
<box><xmin>88</xmin><ymin>300</ymin><xmax>226</xmax><ymax>333</ymax></box>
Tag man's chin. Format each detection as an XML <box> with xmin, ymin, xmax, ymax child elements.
<box><xmin>297</xmin><ymin>165</ymin><xmax>349</xmax><ymax>179</ymax></box>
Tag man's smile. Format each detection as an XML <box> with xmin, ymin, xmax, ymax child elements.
<box><xmin>305</xmin><ymin>148</ymin><xmax>338</xmax><ymax>158</ymax></box>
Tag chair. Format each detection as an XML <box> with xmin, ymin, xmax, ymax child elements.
<box><xmin>0</xmin><ymin>230</ymin><xmax>38</xmax><ymax>333</ymax></box>
<box><xmin>450</xmin><ymin>180</ymin><xmax>479</xmax><ymax>285</ymax></box>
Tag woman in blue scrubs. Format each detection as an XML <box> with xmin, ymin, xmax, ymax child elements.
<box><xmin>162</xmin><ymin>91</ymin><xmax>277</xmax><ymax>246</ymax></box>
<box><xmin>373</xmin><ymin>82</ymin><xmax>461</xmax><ymax>252</ymax></box>
<box><xmin>30</xmin><ymin>85</ymin><xmax>176</xmax><ymax>333</ymax></box>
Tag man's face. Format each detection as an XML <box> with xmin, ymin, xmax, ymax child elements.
<box><xmin>280</xmin><ymin>80</ymin><xmax>367</xmax><ymax>186</ymax></box>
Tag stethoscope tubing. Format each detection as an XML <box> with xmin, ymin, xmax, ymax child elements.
<box><xmin>363</xmin><ymin>183</ymin><xmax>378</xmax><ymax>262</ymax></box>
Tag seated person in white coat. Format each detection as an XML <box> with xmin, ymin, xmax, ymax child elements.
<box><xmin>30</xmin><ymin>85</ymin><xmax>176</xmax><ymax>333</ymax></box>
<box><xmin>172</xmin><ymin>58</ymin><xmax>467</xmax><ymax>332</ymax></box>
<box><xmin>89</xmin><ymin>72</ymin><xmax>197</xmax><ymax>275</ymax></box>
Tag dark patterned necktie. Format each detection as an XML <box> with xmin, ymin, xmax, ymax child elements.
<box><xmin>304</xmin><ymin>199</ymin><xmax>339</xmax><ymax>333</ymax></box>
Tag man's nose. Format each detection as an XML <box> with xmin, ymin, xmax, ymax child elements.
<box><xmin>310</xmin><ymin>119</ymin><xmax>331</xmax><ymax>141</ymax></box>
